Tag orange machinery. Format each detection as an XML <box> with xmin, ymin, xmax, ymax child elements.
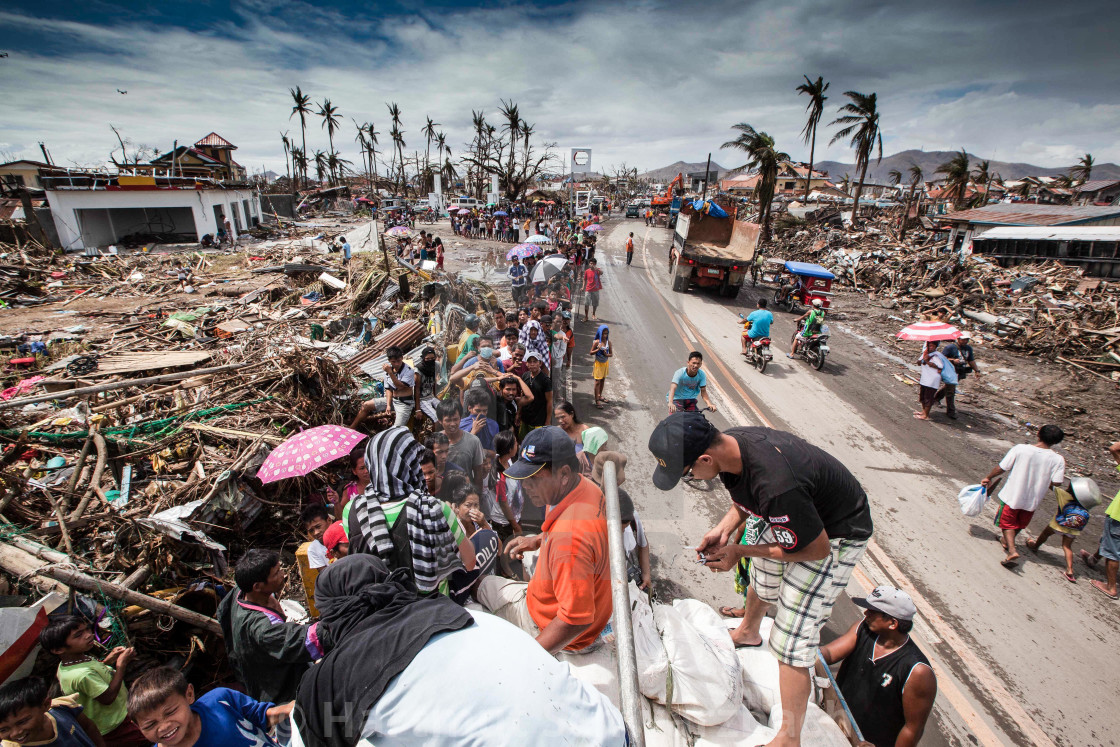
<box><xmin>651</xmin><ymin>173</ymin><xmax>684</xmax><ymax>207</ymax></box>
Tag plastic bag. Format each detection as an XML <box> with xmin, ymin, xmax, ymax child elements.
<box><xmin>958</xmin><ymin>484</ymin><xmax>987</xmax><ymax>517</ymax></box>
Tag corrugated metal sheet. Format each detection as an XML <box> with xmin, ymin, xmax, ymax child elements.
<box><xmin>347</xmin><ymin>320</ymin><xmax>427</xmax><ymax>369</ymax></box>
<box><xmin>975</xmin><ymin>226</ymin><xmax>1120</xmax><ymax>242</ymax></box>
<box><xmin>1075</xmin><ymin>179</ymin><xmax>1120</xmax><ymax>193</ymax></box>
<box><xmin>938</xmin><ymin>204</ymin><xmax>1120</xmax><ymax>226</ymax></box>
<box><xmin>194</xmin><ymin>132</ymin><xmax>236</xmax><ymax>149</ymax></box>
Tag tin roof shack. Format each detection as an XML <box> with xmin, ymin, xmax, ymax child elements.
<box><xmin>42</xmin><ymin>171</ymin><xmax>261</xmax><ymax>252</ymax></box>
<box><xmin>1075</xmin><ymin>179</ymin><xmax>1120</xmax><ymax>206</ymax></box>
<box><xmin>973</xmin><ymin>226</ymin><xmax>1120</xmax><ymax>279</ymax></box>
<box><xmin>935</xmin><ymin>203</ymin><xmax>1120</xmax><ymax>257</ymax></box>
<box><xmin>127</xmin><ymin>133</ymin><xmax>248</xmax><ymax>183</ymax></box>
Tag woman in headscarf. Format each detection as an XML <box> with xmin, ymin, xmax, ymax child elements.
<box><xmin>344</xmin><ymin>427</ymin><xmax>475</xmax><ymax>595</ymax></box>
<box><xmin>294</xmin><ymin>555</ymin><xmax>626</xmax><ymax>747</ymax></box>
<box><xmin>518</xmin><ymin>319</ymin><xmax>551</xmax><ymax>371</ymax></box>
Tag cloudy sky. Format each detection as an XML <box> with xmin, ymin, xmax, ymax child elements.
<box><xmin>2</xmin><ymin>0</ymin><xmax>1118</xmax><ymax>177</ymax></box>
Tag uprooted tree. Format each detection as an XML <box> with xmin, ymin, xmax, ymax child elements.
<box><xmin>460</xmin><ymin>99</ymin><xmax>557</xmax><ymax>200</ymax></box>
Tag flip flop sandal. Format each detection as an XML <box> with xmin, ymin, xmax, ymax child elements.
<box><xmin>734</xmin><ymin>640</ymin><xmax>765</xmax><ymax>649</ymax></box>
<box><xmin>1000</xmin><ymin>558</ymin><xmax>1019</xmax><ymax>568</ymax></box>
<box><xmin>719</xmin><ymin>606</ymin><xmax>746</xmax><ymax>618</ymax></box>
<box><xmin>1091</xmin><ymin>581</ymin><xmax>1119</xmax><ymax>600</ymax></box>
<box><xmin>1063</xmin><ymin>572</ymin><xmax>1076</xmax><ymax>583</ymax></box>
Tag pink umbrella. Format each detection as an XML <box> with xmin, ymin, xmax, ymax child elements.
<box><xmin>385</xmin><ymin>226</ymin><xmax>412</xmax><ymax>237</ymax></box>
<box><xmin>897</xmin><ymin>321</ymin><xmax>961</xmax><ymax>342</ymax></box>
<box><xmin>256</xmin><ymin>425</ymin><xmax>366</xmax><ymax>484</ymax></box>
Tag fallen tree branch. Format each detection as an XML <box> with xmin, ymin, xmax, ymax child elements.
<box><xmin>36</xmin><ymin>564</ymin><xmax>222</xmax><ymax>635</ymax></box>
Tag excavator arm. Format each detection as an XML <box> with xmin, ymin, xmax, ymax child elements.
<box><xmin>652</xmin><ymin>173</ymin><xmax>684</xmax><ymax>206</ymax></box>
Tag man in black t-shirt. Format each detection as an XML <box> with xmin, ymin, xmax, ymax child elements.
<box><xmin>518</xmin><ymin>352</ymin><xmax>552</xmax><ymax>439</ymax></box>
<box><xmin>649</xmin><ymin>413</ymin><xmax>873</xmax><ymax>746</ymax></box>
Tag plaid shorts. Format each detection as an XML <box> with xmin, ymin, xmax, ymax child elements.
<box><xmin>750</xmin><ymin>533</ymin><xmax>867</xmax><ymax>667</ymax></box>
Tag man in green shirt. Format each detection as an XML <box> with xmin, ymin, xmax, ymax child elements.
<box><xmin>1081</xmin><ymin>441</ymin><xmax>1120</xmax><ymax>599</ymax></box>
<box><xmin>789</xmin><ymin>298</ymin><xmax>826</xmax><ymax>358</ymax></box>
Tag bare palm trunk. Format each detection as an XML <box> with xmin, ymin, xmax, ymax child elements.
<box><xmin>804</xmin><ymin>122</ymin><xmax>817</xmax><ymax>201</ymax></box>
<box><xmin>299</xmin><ymin>124</ymin><xmax>307</xmax><ymax>190</ymax></box>
<box><xmin>850</xmin><ymin>158</ymin><xmax>870</xmax><ymax>222</ymax></box>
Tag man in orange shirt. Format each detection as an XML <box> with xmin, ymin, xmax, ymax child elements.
<box><xmin>474</xmin><ymin>426</ymin><xmax>612</xmax><ymax>653</ymax></box>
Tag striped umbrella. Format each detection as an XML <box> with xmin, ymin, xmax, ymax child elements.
<box><xmin>897</xmin><ymin>321</ymin><xmax>961</xmax><ymax>341</ymax></box>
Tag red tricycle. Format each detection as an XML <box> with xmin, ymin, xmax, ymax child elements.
<box><xmin>772</xmin><ymin>261</ymin><xmax>835</xmax><ymax>313</ymax></box>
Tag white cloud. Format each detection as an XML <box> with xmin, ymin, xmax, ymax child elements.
<box><xmin>0</xmin><ymin>1</ymin><xmax>1118</xmax><ymax>177</ymax></box>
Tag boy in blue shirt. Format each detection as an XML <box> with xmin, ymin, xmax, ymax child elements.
<box><xmin>667</xmin><ymin>352</ymin><xmax>716</xmax><ymax>415</ymax></box>
<box><xmin>741</xmin><ymin>298</ymin><xmax>774</xmax><ymax>355</ymax></box>
<box><xmin>127</xmin><ymin>668</ymin><xmax>291</xmax><ymax>747</ymax></box>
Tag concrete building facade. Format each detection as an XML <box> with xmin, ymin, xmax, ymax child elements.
<box><xmin>44</xmin><ymin>177</ymin><xmax>260</xmax><ymax>251</ymax></box>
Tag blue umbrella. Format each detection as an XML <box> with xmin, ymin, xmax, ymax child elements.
<box><xmin>493</xmin><ymin>210</ymin><xmax>509</xmax><ymax>217</ymax></box>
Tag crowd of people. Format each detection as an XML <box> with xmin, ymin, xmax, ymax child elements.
<box><xmin>14</xmin><ymin>202</ymin><xmax>1119</xmax><ymax>747</ymax></box>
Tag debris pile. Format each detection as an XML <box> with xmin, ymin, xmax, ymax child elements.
<box><xmin>772</xmin><ymin>223</ymin><xmax>1120</xmax><ymax>377</ymax></box>
<box><xmin>0</xmin><ymin>220</ymin><xmax>495</xmax><ymax>678</ymax></box>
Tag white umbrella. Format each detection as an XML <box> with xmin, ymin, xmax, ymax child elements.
<box><xmin>525</xmin><ymin>234</ymin><xmax>552</xmax><ymax>244</ymax></box>
<box><xmin>530</xmin><ymin>255</ymin><xmax>568</xmax><ymax>284</ymax></box>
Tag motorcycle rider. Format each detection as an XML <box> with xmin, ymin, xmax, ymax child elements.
<box><xmin>777</xmin><ymin>272</ymin><xmax>803</xmax><ymax>305</ymax></box>
<box><xmin>741</xmin><ymin>298</ymin><xmax>774</xmax><ymax>356</ymax></box>
<box><xmin>789</xmin><ymin>298</ymin><xmax>825</xmax><ymax>359</ymax></box>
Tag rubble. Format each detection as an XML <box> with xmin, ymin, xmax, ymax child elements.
<box><xmin>770</xmin><ymin>215</ymin><xmax>1120</xmax><ymax>378</ymax></box>
<box><xmin>0</xmin><ymin>217</ymin><xmax>494</xmax><ymax>676</ymax></box>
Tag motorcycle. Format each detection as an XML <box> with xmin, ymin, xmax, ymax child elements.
<box><xmin>772</xmin><ymin>284</ymin><xmax>800</xmax><ymax>313</ymax></box>
<box><xmin>790</xmin><ymin>322</ymin><xmax>831</xmax><ymax>370</ymax></box>
<box><xmin>738</xmin><ymin>314</ymin><xmax>773</xmax><ymax>373</ymax></box>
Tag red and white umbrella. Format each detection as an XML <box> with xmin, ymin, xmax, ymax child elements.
<box><xmin>897</xmin><ymin>321</ymin><xmax>961</xmax><ymax>342</ymax></box>
<box><xmin>256</xmin><ymin>425</ymin><xmax>366</xmax><ymax>484</ymax></box>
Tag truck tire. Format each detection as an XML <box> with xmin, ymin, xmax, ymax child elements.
<box><xmin>672</xmin><ymin>273</ymin><xmax>688</xmax><ymax>293</ymax></box>
<box><xmin>721</xmin><ymin>282</ymin><xmax>740</xmax><ymax>298</ymax></box>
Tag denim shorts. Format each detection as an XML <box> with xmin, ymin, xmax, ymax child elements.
<box><xmin>1099</xmin><ymin>517</ymin><xmax>1120</xmax><ymax>562</ymax></box>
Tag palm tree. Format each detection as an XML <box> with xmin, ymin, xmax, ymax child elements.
<box><xmin>290</xmin><ymin>147</ymin><xmax>307</xmax><ymax>189</ymax></box>
<box><xmin>288</xmin><ymin>86</ymin><xmax>312</xmax><ymax>188</ymax></box>
<box><xmin>434</xmin><ymin>131</ymin><xmax>447</xmax><ymax>190</ymax></box>
<box><xmin>887</xmin><ymin>169</ymin><xmax>902</xmax><ymax>186</ymax></box>
<box><xmin>795</xmin><ymin>75</ymin><xmax>829</xmax><ymax>200</ymax></box>
<box><xmin>900</xmin><ymin>164</ymin><xmax>923</xmax><ymax>239</ymax></box>
<box><xmin>721</xmin><ymin>123</ymin><xmax>790</xmax><ymax>241</ymax></box>
<box><xmin>935</xmin><ymin>149</ymin><xmax>971</xmax><ymax>209</ymax></box>
<box><xmin>499</xmin><ymin>99</ymin><xmax>521</xmax><ymax>174</ymax></box>
<box><xmin>312</xmin><ymin>150</ymin><xmax>327</xmax><ymax>185</ymax></box>
<box><xmin>1070</xmin><ymin>153</ymin><xmax>1094</xmax><ymax>184</ymax></box>
<box><xmin>317</xmin><ymin>99</ymin><xmax>341</xmax><ymax>184</ymax></box>
<box><xmin>386</xmin><ymin>102</ymin><xmax>404</xmax><ymax>192</ymax></box>
<box><xmin>422</xmin><ymin>116</ymin><xmax>440</xmax><ymax>192</ymax></box>
<box><xmin>280</xmin><ymin>131</ymin><xmax>292</xmax><ymax>188</ymax></box>
<box><xmin>971</xmin><ymin>159</ymin><xmax>1001</xmax><ymax>206</ymax></box>
<box><xmin>829</xmin><ymin>91</ymin><xmax>883</xmax><ymax>222</ymax></box>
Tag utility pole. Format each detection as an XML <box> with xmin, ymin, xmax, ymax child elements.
<box><xmin>38</xmin><ymin>142</ymin><xmax>53</xmax><ymax>166</ymax></box>
<box><xmin>701</xmin><ymin>152</ymin><xmax>712</xmax><ymax>201</ymax></box>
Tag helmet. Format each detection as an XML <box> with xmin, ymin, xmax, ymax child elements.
<box><xmin>1069</xmin><ymin>477</ymin><xmax>1101</xmax><ymax>510</ymax></box>
<box><xmin>812</xmin><ymin>298</ymin><xmax>824</xmax><ymax>308</ymax></box>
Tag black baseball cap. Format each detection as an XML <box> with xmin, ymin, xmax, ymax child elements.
<box><xmin>505</xmin><ymin>426</ymin><xmax>577</xmax><ymax>480</ymax></box>
<box><xmin>648</xmin><ymin>412</ymin><xmax>719</xmax><ymax>490</ymax></box>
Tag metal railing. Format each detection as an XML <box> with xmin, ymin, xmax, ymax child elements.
<box><xmin>601</xmin><ymin>460</ymin><xmax>645</xmax><ymax>746</ymax></box>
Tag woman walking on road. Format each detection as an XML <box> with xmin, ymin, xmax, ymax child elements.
<box><xmin>591</xmin><ymin>325</ymin><xmax>613</xmax><ymax>409</ymax></box>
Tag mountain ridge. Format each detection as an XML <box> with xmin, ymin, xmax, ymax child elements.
<box><xmin>641</xmin><ymin>150</ymin><xmax>1120</xmax><ymax>184</ymax></box>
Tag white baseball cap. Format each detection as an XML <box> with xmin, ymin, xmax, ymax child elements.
<box><xmin>812</xmin><ymin>298</ymin><xmax>824</xmax><ymax>307</ymax></box>
<box><xmin>854</xmin><ymin>586</ymin><xmax>917</xmax><ymax>621</ymax></box>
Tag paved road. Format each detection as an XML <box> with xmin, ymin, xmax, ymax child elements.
<box><xmin>561</xmin><ymin>218</ymin><xmax>1118</xmax><ymax>747</ymax></box>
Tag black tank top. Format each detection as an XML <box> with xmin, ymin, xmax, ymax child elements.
<box><xmin>835</xmin><ymin>623</ymin><xmax>931</xmax><ymax>747</ymax></box>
